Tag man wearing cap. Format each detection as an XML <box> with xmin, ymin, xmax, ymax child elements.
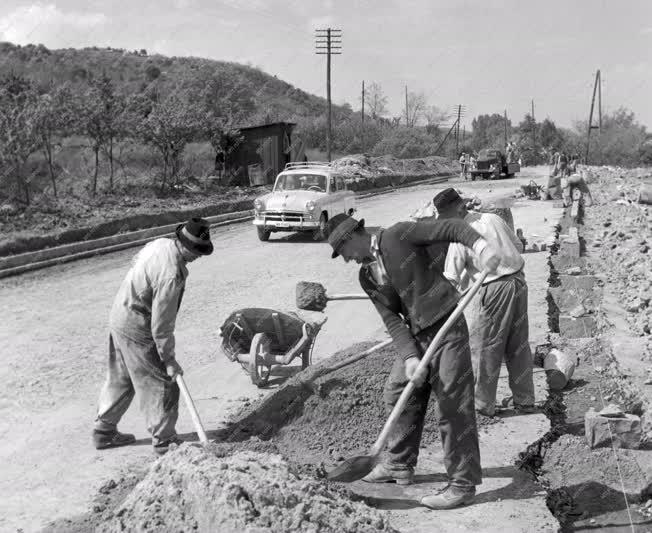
<box><xmin>435</xmin><ymin>188</ymin><xmax>535</xmax><ymax>417</ymax></box>
<box><xmin>327</xmin><ymin>212</ymin><xmax>500</xmax><ymax>510</ymax></box>
<box><xmin>93</xmin><ymin>217</ymin><xmax>213</xmax><ymax>455</ymax></box>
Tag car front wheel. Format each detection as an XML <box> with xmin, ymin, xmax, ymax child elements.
<box><xmin>257</xmin><ymin>226</ymin><xmax>271</xmax><ymax>242</ymax></box>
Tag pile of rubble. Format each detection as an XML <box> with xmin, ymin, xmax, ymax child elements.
<box><xmin>98</xmin><ymin>445</ymin><xmax>394</xmax><ymax>533</ymax></box>
<box><xmin>331</xmin><ymin>154</ymin><xmax>457</xmax><ymax>191</ymax></box>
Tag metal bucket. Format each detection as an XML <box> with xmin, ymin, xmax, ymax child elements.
<box><xmin>544</xmin><ymin>348</ymin><xmax>576</xmax><ymax>390</ymax></box>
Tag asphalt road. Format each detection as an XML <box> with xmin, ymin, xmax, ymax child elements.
<box><xmin>0</xmin><ymin>169</ymin><xmax>555</xmax><ymax>531</ymax></box>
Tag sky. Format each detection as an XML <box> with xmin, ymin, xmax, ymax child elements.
<box><xmin>1</xmin><ymin>0</ymin><xmax>651</xmax><ymax>130</ymax></box>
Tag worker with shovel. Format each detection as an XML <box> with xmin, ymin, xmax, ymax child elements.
<box><xmin>93</xmin><ymin>218</ymin><xmax>213</xmax><ymax>455</ymax></box>
<box><xmin>437</xmin><ymin>189</ymin><xmax>535</xmax><ymax>417</ymax></box>
<box><xmin>326</xmin><ymin>213</ymin><xmax>500</xmax><ymax>510</ymax></box>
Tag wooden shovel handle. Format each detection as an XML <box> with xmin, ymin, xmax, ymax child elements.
<box><xmin>176</xmin><ymin>375</ymin><xmax>209</xmax><ymax>445</ymax></box>
<box><xmin>327</xmin><ymin>293</ymin><xmax>369</xmax><ymax>301</ymax></box>
<box><xmin>370</xmin><ymin>269</ymin><xmax>489</xmax><ymax>456</ymax></box>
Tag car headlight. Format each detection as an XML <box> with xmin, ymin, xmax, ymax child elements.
<box><xmin>254</xmin><ymin>199</ymin><xmax>264</xmax><ymax>211</ymax></box>
<box><xmin>305</xmin><ymin>200</ymin><xmax>316</xmax><ymax>211</ymax></box>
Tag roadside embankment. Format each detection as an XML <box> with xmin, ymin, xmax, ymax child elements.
<box><xmin>519</xmin><ymin>165</ymin><xmax>652</xmax><ymax>531</ymax></box>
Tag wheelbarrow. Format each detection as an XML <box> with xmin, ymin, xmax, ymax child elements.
<box><xmin>218</xmin><ymin>307</ymin><xmax>327</xmax><ymax>387</ymax></box>
<box><xmin>521</xmin><ymin>180</ymin><xmax>545</xmax><ymax>200</ymax></box>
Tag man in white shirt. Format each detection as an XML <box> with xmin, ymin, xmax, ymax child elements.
<box><xmin>435</xmin><ymin>189</ymin><xmax>535</xmax><ymax>416</ymax></box>
<box><xmin>93</xmin><ymin>217</ymin><xmax>213</xmax><ymax>454</ymax></box>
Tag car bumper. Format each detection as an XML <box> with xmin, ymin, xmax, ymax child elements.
<box><xmin>253</xmin><ymin>217</ymin><xmax>319</xmax><ymax>230</ymax></box>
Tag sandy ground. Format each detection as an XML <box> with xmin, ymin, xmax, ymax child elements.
<box><xmin>0</xmin><ymin>168</ymin><xmax>560</xmax><ymax>532</ymax></box>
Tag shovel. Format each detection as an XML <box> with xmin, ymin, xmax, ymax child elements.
<box><xmin>176</xmin><ymin>374</ymin><xmax>209</xmax><ymax>445</ymax></box>
<box><xmin>327</xmin><ymin>269</ymin><xmax>489</xmax><ymax>482</ymax></box>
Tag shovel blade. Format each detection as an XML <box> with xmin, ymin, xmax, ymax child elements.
<box><xmin>326</xmin><ymin>454</ymin><xmax>377</xmax><ymax>483</ymax></box>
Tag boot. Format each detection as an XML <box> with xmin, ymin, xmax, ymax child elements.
<box><xmin>421</xmin><ymin>484</ymin><xmax>476</xmax><ymax>510</ymax></box>
<box><xmin>361</xmin><ymin>463</ymin><xmax>414</xmax><ymax>485</ymax></box>
<box><xmin>93</xmin><ymin>429</ymin><xmax>136</xmax><ymax>450</ymax></box>
<box><xmin>153</xmin><ymin>436</ymin><xmax>184</xmax><ymax>456</ymax></box>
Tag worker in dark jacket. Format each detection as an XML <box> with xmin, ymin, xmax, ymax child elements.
<box><xmin>326</xmin><ymin>213</ymin><xmax>499</xmax><ymax>510</ymax></box>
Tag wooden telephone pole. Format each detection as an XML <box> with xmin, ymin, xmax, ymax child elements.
<box><xmin>361</xmin><ymin>80</ymin><xmax>365</xmax><ymax>151</ymax></box>
<box><xmin>315</xmin><ymin>28</ymin><xmax>342</xmax><ymax>161</ymax></box>
<box><xmin>531</xmin><ymin>99</ymin><xmax>536</xmax><ymax>161</ymax></box>
<box><xmin>405</xmin><ymin>86</ymin><xmax>409</xmax><ymax>126</ymax></box>
<box><xmin>585</xmin><ymin>69</ymin><xmax>602</xmax><ymax>164</ymax></box>
<box><xmin>504</xmin><ymin>109</ymin><xmax>508</xmax><ymax>147</ymax></box>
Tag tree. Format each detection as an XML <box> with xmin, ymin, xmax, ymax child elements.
<box><xmin>198</xmin><ymin>72</ymin><xmax>255</xmax><ymax>175</ymax></box>
<box><xmin>371</xmin><ymin>126</ymin><xmax>439</xmax><ymax>159</ymax></box>
<box><xmin>363</xmin><ymin>82</ymin><xmax>388</xmax><ymax>120</ymax></box>
<box><xmin>33</xmin><ymin>84</ymin><xmax>76</xmax><ymax>198</ymax></box>
<box><xmin>405</xmin><ymin>91</ymin><xmax>427</xmax><ymax>128</ymax></box>
<box><xmin>96</xmin><ymin>74</ymin><xmax>126</xmax><ymax>191</ymax></box>
<box><xmin>470</xmin><ymin>113</ymin><xmax>510</xmax><ymax>152</ymax></box>
<box><xmin>517</xmin><ymin>113</ymin><xmax>539</xmax><ymax>164</ymax></box>
<box><xmin>75</xmin><ymin>82</ymin><xmax>106</xmax><ymax>195</ymax></box>
<box><xmin>424</xmin><ymin>105</ymin><xmax>447</xmax><ymax>134</ymax></box>
<box><xmin>129</xmin><ymin>88</ymin><xmax>203</xmax><ymax>190</ymax></box>
<box><xmin>577</xmin><ymin>107</ymin><xmax>648</xmax><ymax>166</ymax></box>
<box><xmin>0</xmin><ymin>76</ymin><xmax>40</xmax><ymax>204</ymax></box>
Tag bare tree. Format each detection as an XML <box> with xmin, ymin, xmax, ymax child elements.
<box><xmin>364</xmin><ymin>82</ymin><xmax>388</xmax><ymax>120</ymax></box>
<box><xmin>406</xmin><ymin>91</ymin><xmax>427</xmax><ymax>128</ymax></box>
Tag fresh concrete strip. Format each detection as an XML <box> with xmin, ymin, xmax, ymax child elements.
<box><xmin>0</xmin><ymin>213</ymin><xmax>254</xmax><ymax>279</ymax></box>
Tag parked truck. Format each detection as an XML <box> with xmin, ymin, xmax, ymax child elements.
<box><xmin>469</xmin><ymin>148</ymin><xmax>520</xmax><ymax>180</ymax></box>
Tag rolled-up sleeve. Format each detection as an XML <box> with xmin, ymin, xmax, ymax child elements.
<box><xmin>151</xmin><ymin>277</ymin><xmax>184</xmax><ymax>362</ymax></box>
<box><xmin>444</xmin><ymin>243</ymin><xmax>468</xmax><ymax>290</ymax></box>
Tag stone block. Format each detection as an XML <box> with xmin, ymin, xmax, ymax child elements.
<box><xmin>559</xmin><ymin>275</ymin><xmax>597</xmax><ymax>292</ymax></box>
<box><xmin>548</xmin><ymin>287</ymin><xmax>601</xmax><ymax>314</ymax></box>
<box><xmin>559</xmin><ymin>240</ymin><xmax>581</xmax><ymax>258</ymax></box>
<box><xmin>585</xmin><ymin>408</ymin><xmax>642</xmax><ymax>449</ymax></box>
<box><xmin>551</xmin><ymin>256</ymin><xmax>587</xmax><ymax>273</ymax></box>
<box><xmin>559</xmin><ymin>315</ymin><xmax>598</xmax><ymax>338</ymax></box>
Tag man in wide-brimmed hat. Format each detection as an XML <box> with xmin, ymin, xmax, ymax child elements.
<box><xmin>93</xmin><ymin>217</ymin><xmax>213</xmax><ymax>455</ymax></box>
<box><xmin>327</xmin><ymin>212</ymin><xmax>500</xmax><ymax>510</ymax></box>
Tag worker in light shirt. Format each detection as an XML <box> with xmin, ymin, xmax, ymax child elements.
<box><xmin>434</xmin><ymin>188</ymin><xmax>535</xmax><ymax>416</ymax></box>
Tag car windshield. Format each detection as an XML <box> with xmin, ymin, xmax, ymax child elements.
<box><xmin>274</xmin><ymin>174</ymin><xmax>327</xmax><ymax>192</ymax></box>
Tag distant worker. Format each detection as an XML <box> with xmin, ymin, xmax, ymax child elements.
<box><xmin>557</xmin><ymin>151</ymin><xmax>569</xmax><ymax>177</ymax></box>
<box><xmin>459</xmin><ymin>153</ymin><xmax>468</xmax><ymax>180</ymax></box>
<box><xmin>437</xmin><ymin>189</ymin><xmax>535</xmax><ymax>417</ymax></box>
<box><xmin>93</xmin><ymin>218</ymin><xmax>214</xmax><ymax>455</ymax></box>
<box><xmin>469</xmin><ymin>153</ymin><xmax>477</xmax><ymax>172</ymax></box>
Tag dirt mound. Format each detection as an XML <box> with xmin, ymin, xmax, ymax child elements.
<box><xmin>99</xmin><ymin>445</ymin><xmax>395</xmax><ymax>533</ymax></box>
<box><xmin>331</xmin><ymin>154</ymin><xmax>455</xmax><ymax>179</ymax></box>
<box><xmin>222</xmin><ymin>342</ymin><xmax>499</xmax><ymax>464</ymax></box>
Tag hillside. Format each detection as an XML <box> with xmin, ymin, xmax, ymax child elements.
<box><xmin>0</xmin><ymin>41</ymin><xmax>351</xmax><ymax>125</ymax></box>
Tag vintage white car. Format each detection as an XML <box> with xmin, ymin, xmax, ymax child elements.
<box><xmin>253</xmin><ymin>162</ymin><xmax>356</xmax><ymax>241</ymax></box>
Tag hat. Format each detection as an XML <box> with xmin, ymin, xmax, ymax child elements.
<box><xmin>432</xmin><ymin>188</ymin><xmax>463</xmax><ymax>211</ymax></box>
<box><xmin>175</xmin><ymin>217</ymin><xmax>214</xmax><ymax>256</ymax></box>
<box><xmin>327</xmin><ymin>213</ymin><xmax>365</xmax><ymax>259</ymax></box>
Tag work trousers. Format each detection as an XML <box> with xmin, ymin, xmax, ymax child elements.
<box><xmin>383</xmin><ymin>313</ymin><xmax>482</xmax><ymax>487</ymax></box>
<box><xmin>469</xmin><ymin>271</ymin><xmax>535</xmax><ymax>415</ymax></box>
<box><xmin>94</xmin><ymin>330</ymin><xmax>179</xmax><ymax>446</ymax></box>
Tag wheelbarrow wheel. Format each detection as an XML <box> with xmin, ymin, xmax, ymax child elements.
<box><xmin>249</xmin><ymin>333</ymin><xmax>272</xmax><ymax>387</ymax></box>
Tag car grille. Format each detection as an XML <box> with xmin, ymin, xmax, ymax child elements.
<box><xmin>263</xmin><ymin>210</ymin><xmax>307</xmax><ymax>223</ymax></box>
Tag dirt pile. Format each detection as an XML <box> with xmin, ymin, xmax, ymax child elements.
<box><xmin>332</xmin><ymin>154</ymin><xmax>456</xmax><ymax>178</ymax></box>
<box><xmin>581</xmin><ymin>166</ymin><xmax>652</xmax><ymax>356</ymax></box>
<box><xmin>98</xmin><ymin>444</ymin><xmax>395</xmax><ymax>533</ymax></box>
<box><xmin>222</xmin><ymin>342</ymin><xmax>499</xmax><ymax>464</ymax></box>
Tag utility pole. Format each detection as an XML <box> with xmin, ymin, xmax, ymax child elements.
<box><xmin>585</xmin><ymin>69</ymin><xmax>601</xmax><ymax>164</ymax></box>
<box><xmin>598</xmin><ymin>71</ymin><xmax>602</xmax><ymax>132</ymax></box>
<box><xmin>504</xmin><ymin>109</ymin><xmax>508</xmax><ymax>147</ymax></box>
<box><xmin>315</xmin><ymin>28</ymin><xmax>342</xmax><ymax>161</ymax></box>
<box><xmin>361</xmin><ymin>80</ymin><xmax>365</xmax><ymax>152</ymax></box>
<box><xmin>455</xmin><ymin>104</ymin><xmax>462</xmax><ymax>153</ymax></box>
<box><xmin>405</xmin><ymin>85</ymin><xmax>409</xmax><ymax>127</ymax></box>
<box><xmin>531</xmin><ymin>99</ymin><xmax>536</xmax><ymax>161</ymax></box>
<box><xmin>462</xmin><ymin>125</ymin><xmax>465</xmax><ymax>145</ymax></box>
